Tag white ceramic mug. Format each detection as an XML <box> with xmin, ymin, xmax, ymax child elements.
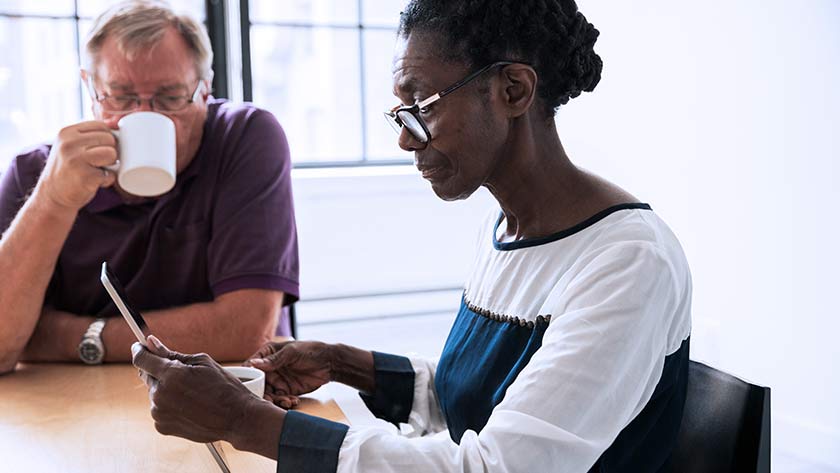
<box><xmin>106</xmin><ymin>112</ymin><xmax>176</xmax><ymax>197</ymax></box>
<box><xmin>224</xmin><ymin>366</ymin><xmax>266</xmax><ymax>398</ymax></box>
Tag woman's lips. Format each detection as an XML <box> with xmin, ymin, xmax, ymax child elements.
<box><xmin>416</xmin><ymin>164</ymin><xmax>449</xmax><ymax>180</ymax></box>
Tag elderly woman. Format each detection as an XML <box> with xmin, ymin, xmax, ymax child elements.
<box><xmin>132</xmin><ymin>1</ymin><xmax>692</xmax><ymax>471</ymax></box>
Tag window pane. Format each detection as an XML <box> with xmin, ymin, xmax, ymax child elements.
<box><xmin>78</xmin><ymin>19</ymin><xmax>94</xmax><ymax>120</ymax></box>
<box><xmin>0</xmin><ymin>17</ymin><xmax>82</xmax><ymax>171</ymax></box>
<box><xmin>363</xmin><ymin>29</ymin><xmax>406</xmax><ymax>161</ymax></box>
<box><xmin>78</xmin><ymin>0</ymin><xmax>205</xmax><ymax>19</ymax></box>
<box><xmin>362</xmin><ymin>0</ymin><xmax>408</xmax><ymax>28</ymax></box>
<box><xmin>250</xmin><ymin>0</ymin><xmax>357</xmax><ymax>26</ymax></box>
<box><xmin>250</xmin><ymin>25</ymin><xmax>362</xmax><ymax>163</ymax></box>
<box><xmin>0</xmin><ymin>0</ymin><xmax>74</xmax><ymax>16</ymax></box>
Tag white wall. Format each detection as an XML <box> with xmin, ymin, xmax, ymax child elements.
<box><xmin>292</xmin><ymin>0</ymin><xmax>840</xmax><ymax>467</ymax></box>
<box><xmin>291</xmin><ymin>166</ymin><xmax>494</xmax><ymax>301</ymax></box>
<box><xmin>575</xmin><ymin>1</ymin><xmax>840</xmax><ymax>467</ymax></box>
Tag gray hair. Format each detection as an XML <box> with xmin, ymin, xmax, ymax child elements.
<box><xmin>83</xmin><ymin>0</ymin><xmax>214</xmax><ymax>81</ymax></box>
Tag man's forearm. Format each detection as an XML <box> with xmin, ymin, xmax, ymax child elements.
<box><xmin>0</xmin><ymin>190</ymin><xmax>77</xmax><ymax>372</ymax></box>
<box><xmin>108</xmin><ymin>290</ymin><xmax>281</xmax><ymax>362</ymax></box>
<box><xmin>22</xmin><ymin>289</ymin><xmax>283</xmax><ymax>364</ymax></box>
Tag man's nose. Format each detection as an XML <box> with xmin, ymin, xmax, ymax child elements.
<box><xmin>136</xmin><ymin>97</ymin><xmax>155</xmax><ymax>112</ymax></box>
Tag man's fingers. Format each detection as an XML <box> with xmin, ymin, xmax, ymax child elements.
<box><xmin>99</xmin><ymin>168</ymin><xmax>117</xmax><ymax>188</ymax></box>
<box><xmin>83</xmin><ymin>146</ymin><xmax>118</xmax><ymax>168</ymax></box>
<box><xmin>81</xmin><ymin>130</ymin><xmax>118</xmax><ymax>150</ymax></box>
<box><xmin>70</xmin><ymin>120</ymin><xmax>113</xmax><ymax>133</ymax></box>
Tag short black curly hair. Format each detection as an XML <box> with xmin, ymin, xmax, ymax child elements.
<box><xmin>398</xmin><ymin>0</ymin><xmax>602</xmax><ymax>117</ymax></box>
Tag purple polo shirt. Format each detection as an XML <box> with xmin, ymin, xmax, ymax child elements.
<box><xmin>0</xmin><ymin>99</ymin><xmax>299</xmax><ymax>332</ymax></box>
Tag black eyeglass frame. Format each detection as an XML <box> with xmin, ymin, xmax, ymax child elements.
<box><xmin>385</xmin><ymin>61</ymin><xmax>526</xmax><ymax>144</ymax></box>
<box><xmin>85</xmin><ymin>74</ymin><xmax>206</xmax><ymax>114</ymax></box>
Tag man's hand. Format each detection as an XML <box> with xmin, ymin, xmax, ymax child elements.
<box><xmin>245</xmin><ymin>341</ymin><xmax>333</xmax><ymax>408</ymax></box>
<box><xmin>132</xmin><ymin>335</ymin><xmax>263</xmax><ymax>444</ymax></box>
<box><xmin>37</xmin><ymin>121</ymin><xmax>117</xmax><ymax>211</ymax></box>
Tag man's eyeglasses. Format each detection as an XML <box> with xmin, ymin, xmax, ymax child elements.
<box><xmin>384</xmin><ymin>61</ymin><xmax>520</xmax><ymax>144</ymax></box>
<box><xmin>87</xmin><ymin>77</ymin><xmax>205</xmax><ymax>113</ymax></box>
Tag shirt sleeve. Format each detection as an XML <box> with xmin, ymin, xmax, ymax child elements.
<box><xmin>356</xmin><ymin>352</ymin><xmax>448</xmax><ymax>437</ymax></box>
<box><xmin>205</xmin><ymin>109</ymin><xmax>299</xmax><ymax>304</ymax></box>
<box><xmin>0</xmin><ymin>148</ymin><xmax>47</xmax><ymax>236</ymax></box>
<box><xmin>357</xmin><ymin>352</ymin><xmax>415</xmax><ymax>425</ymax></box>
<box><xmin>0</xmin><ymin>157</ymin><xmax>23</xmax><ymax>236</ymax></box>
<box><xmin>277</xmin><ymin>411</ymin><xmax>349</xmax><ymax>473</ymax></box>
<box><xmin>326</xmin><ymin>241</ymin><xmax>687</xmax><ymax>472</ymax></box>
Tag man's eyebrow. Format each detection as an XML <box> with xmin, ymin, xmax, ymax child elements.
<box><xmin>156</xmin><ymin>84</ymin><xmax>189</xmax><ymax>93</ymax></box>
<box><xmin>102</xmin><ymin>83</ymin><xmax>189</xmax><ymax>93</ymax></box>
<box><xmin>105</xmin><ymin>82</ymin><xmax>133</xmax><ymax>91</ymax></box>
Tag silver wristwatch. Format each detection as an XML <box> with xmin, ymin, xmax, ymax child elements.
<box><xmin>78</xmin><ymin>318</ymin><xmax>107</xmax><ymax>365</ymax></box>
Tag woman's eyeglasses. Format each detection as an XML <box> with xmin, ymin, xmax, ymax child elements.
<box><xmin>384</xmin><ymin>61</ymin><xmax>520</xmax><ymax>145</ymax></box>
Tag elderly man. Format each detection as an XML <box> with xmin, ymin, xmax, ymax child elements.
<box><xmin>0</xmin><ymin>1</ymin><xmax>298</xmax><ymax>373</ymax></box>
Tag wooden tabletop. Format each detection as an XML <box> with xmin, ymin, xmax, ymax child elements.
<box><xmin>0</xmin><ymin>362</ymin><xmax>347</xmax><ymax>473</ymax></box>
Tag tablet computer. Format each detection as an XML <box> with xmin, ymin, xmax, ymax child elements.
<box><xmin>100</xmin><ymin>262</ymin><xmax>150</xmax><ymax>345</ymax></box>
<box><xmin>99</xmin><ymin>262</ymin><xmax>231</xmax><ymax>473</ymax></box>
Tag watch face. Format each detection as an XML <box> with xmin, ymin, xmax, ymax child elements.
<box><xmin>79</xmin><ymin>340</ymin><xmax>103</xmax><ymax>364</ymax></box>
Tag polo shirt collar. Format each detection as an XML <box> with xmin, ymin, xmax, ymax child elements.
<box><xmin>84</xmin><ymin>151</ymin><xmax>203</xmax><ymax>214</ymax></box>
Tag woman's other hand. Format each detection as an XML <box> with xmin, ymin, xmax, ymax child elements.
<box><xmin>245</xmin><ymin>340</ymin><xmax>334</xmax><ymax>408</ymax></box>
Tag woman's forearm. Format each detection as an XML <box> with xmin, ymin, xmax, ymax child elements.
<box><xmin>329</xmin><ymin>343</ymin><xmax>376</xmax><ymax>394</ymax></box>
<box><xmin>229</xmin><ymin>398</ymin><xmax>285</xmax><ymax>460</ymax></box>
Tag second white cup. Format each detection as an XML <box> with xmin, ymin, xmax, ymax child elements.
<box><xmin>224</xmin><ymin>366</ymin><xmax>266</xmax><ymax>398</ymax></box>
<box><xmin>106</xmin><ymin>111</ymin><xmax>176</xmax><ymax>197</ymax></box>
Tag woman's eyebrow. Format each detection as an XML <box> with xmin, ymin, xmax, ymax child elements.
<box><xmin>397</xmin><ymin>77</ymin><xmax>425</xmax><ymax>93</ymax></box>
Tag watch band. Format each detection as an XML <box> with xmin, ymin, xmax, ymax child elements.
<box><xmin>78</xmin><ymin>318</ymin><xmax>107</xmax><ymax>365</ymax></box>
<box><xmin>84</xmin><ymin>318</ymin><xmax>107</xmax><ymax>340</ymax></box>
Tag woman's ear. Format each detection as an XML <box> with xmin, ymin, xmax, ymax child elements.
<box><xmin>498</xmin><ymin>64</ymin><xmax>538</xmax><ymax>118</ymax></box>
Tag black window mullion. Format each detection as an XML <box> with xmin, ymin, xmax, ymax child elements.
<box><xmin>240</xmin><ymin>0</ymin><xmax>252</xmax><ymax>102</ymax></box>
<box><xmin>205</xmin><ymin>0</ymin><xmax>229</xmax><ymax>99</ymax></box>
<box><xmin>73</xmin><ymin>0</ymin><xmax>84</xmax><ymax>120</ymax></box>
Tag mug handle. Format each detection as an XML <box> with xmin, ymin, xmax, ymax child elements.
<box><xmin>103</xmin><ymin>129</ymin><xmax>121</xmax><ymax>172</ymax></box>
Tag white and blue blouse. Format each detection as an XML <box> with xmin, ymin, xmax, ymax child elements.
<box><xmin>276</xmin><ymin>203</ymin><xmax>693</xmax><ymax>473</ymax></box>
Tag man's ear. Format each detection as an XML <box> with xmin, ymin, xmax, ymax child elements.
<box><xmin>202</xmin><ymin>78</ymin><xmax>212</xmax><ymax>101</ymax></box>
<box><xmin>80</xmin><ymin>69</ymin><xmax>100</xmax><ymax>118</ymax></box>
<box><xmin>498</xmin><ymin>64</ymin><xmax>538</xmax><ymax>118</ymax></box>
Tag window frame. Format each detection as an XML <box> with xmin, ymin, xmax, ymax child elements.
<box><xmin>238</xmin><ymin>0</ymin><xmax>411</xmax><ymax>168</ymax></box>
<box><xmin>0</xmin><ymin>0</ymin><xmax>409</xmax><ymax>170</ymax></box>
<box><xmin>0</xmin><ymin>5</ymin><xmax>86</xmax><ymax>122</ymax></box>
<box><xmin>0</xmin><ymin>1</ymin><xmax>215</xmax><ymax>125</ymax></box>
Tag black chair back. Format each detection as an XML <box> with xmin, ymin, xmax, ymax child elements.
<box><xmin>288</xmin><ymin>303</ymin><xmax>298</xmax><ymax>339</ymax></box>
<box><xmin>664</xmin><ymin>360</ymin><xmax>770</xmax><ymax>473</ymax></box>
